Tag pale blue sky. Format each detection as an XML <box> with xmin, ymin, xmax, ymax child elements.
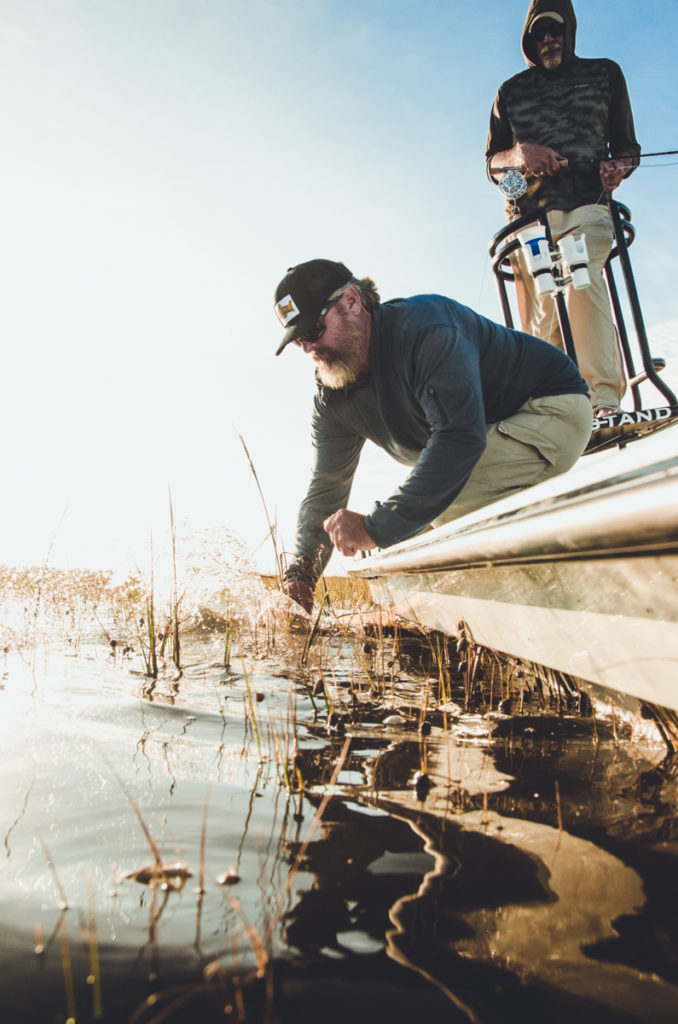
<box><xmin>1</xmin><ymin>0</ymin><xmax>677</xmax><ymax>572</ymax></box>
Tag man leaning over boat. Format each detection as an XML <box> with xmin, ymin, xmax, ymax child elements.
<box><xmin>485</xmin><ymin>0</ymin><xmax>640</xmax><ymax>418</ymax></box>
<box><xmin>273</xmin><ymin>259</ymin><xmax>592</xmax><ymax>613</ymax></box>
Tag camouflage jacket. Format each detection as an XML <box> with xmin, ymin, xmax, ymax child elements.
<box><xmin>486</xmin><ymin>55</ymin><xmax>640</xmax><ymax>218</ymax></box>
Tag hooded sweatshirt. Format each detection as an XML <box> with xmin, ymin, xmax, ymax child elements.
<box><xmin>486</xmin><ymin>0</ymin><xmax>640</xmax><ymax>217</ymax></box>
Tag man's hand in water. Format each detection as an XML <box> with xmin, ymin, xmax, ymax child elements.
<box><xmin>282</xmin><ymin>577</ymin><xmax>314</xmax><ymax>614</ymax></box>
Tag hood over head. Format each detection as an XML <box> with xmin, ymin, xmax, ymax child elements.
<box><xmin>522</xmin><ymin>0</ymin><xmax>577</xmax><ymax>68</ymax></box>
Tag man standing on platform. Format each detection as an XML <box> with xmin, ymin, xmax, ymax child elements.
<box><xmin>485</xmin><ymin>0</ymin><xmax>640</xmax><ymax>416</ymax></box>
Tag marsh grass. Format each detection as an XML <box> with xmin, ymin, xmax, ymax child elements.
<box><xmin>3</xmin><ymin>556</ymin><xmax>655</xmax><ymax>1023</ymax></box>
<box><xmin>223</xmin><ymin>593</ymin><xmax>234</xmax><ymax>669</ymax></box>
<box><xmin>58</xmin><ymin>915</ymin><xmax>77</xmax><ymax>1023</ymax></box>
<box><xmin>36</xmin><ymin>827</ymin><xmax>69</xmax><ymax>912</ymax></box>
<box><xmin>260</xmin><ymin>572</ymin><xmax>373</xmax><ymax>613</ymax></box>
<box><xmin>141</xmin><ymin>544</ymin><xmax>159</xmax><ymax>679</ymax></box>
<box><xmin>169</xmin><ymin>494</ymin><xmax>182</xmax><ymax>671</ymax></box>
<box><xmin>240</xmin><ymin>435</ymin><xmax>284</xmax><ymax>582</ymax></box>
<box><xmin>85</xmin><ymin>880</ymin><xmax>104</xmax><ymax>1021</ymax></box>
<box><xmin>0</xmin><ymin>565</ymin><xmax>112</xmax><ymax>654</ymax></box>
<box><xmin>0</xmin><ymin>561</ymin><xmax>609</xmax><ymax>729</ymax></box>
<box><xmin>239</xmin><ymin>644</ymin><xmax>264</xmax><ymax>763</ymax></box>
<box><xmin>98</xmin><ymin>747</ymin><xmax>193</xmax><ymax>890</ymax></box>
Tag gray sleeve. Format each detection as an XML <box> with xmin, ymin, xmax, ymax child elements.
<box><xmin>288</xmin><ymin>400</ymin><xmax>365</xmax><ymax>584</ymax></box>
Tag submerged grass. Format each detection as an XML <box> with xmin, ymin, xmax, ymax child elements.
<box><xmin>3</xmin><ymin>558</ymin><xmax>670</xmax><ymax>1023</ymax></box>
<box><xmin>0</xmin><ymin>560</ymin><xmax>629</xmax><ymax>730</ymax></box>
<box><xmin>239</xmin><ymin>434</ymin><xmax>284</xmax><ymax>583</ymax></box>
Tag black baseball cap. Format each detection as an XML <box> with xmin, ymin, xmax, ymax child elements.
<box><xmin>274</xmin><ymin>259</ymin><xmax>353</xmax><ymax>355</ymax></box>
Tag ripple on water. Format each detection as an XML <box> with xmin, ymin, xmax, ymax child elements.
<box><xmin>0</xmin><ymin>562</ymin><xmax>677</xmax><ymax>1024</ymax></box>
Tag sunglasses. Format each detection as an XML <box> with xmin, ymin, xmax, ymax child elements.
<box><xmin>531</xmin><ymin>19</ymin><xmax>563</xmax><ymax>41</ymax></box>
<box><xmin>293</xmin><ymin>298</ymin><xmax>339</xmax><ymax>347</ymax></box>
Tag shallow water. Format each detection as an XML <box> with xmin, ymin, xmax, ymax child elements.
<box><xmin>1</xmin><ymin>567</ymin><xmax>678</xmax><ymax>1024</ymax></box>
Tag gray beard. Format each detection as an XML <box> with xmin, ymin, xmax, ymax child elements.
<box><xmin>316</xmin><ymin>357</ymin><xmax>360</xmax><ymax>389</ymax></box>
<box><xmin>540</xmin><ymin>49</ymin><xmax>562</xmax><ymax>70</ymax></box>
<box><xmin>313</xmin><ymin>316</ymin><xmax>364</xmax><ymax>388</ymax></box>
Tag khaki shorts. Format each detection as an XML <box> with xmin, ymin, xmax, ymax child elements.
<box><xmin>433</xmin><ymin>392</ymin><xmax>593</xmax><ymax>527</ymax></box>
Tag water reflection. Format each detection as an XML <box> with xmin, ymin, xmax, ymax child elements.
<box><xmin>0</xmin><ymin>571</ymin><xmax>677</xmax><ymax>1021</ymax></box>
<box><xmin>287</xmin><ymin>723</ymin><xmax>678</xmax><ymax>1023</ymax></box>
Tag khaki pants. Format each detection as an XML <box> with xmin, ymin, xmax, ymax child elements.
<box><xmin>433</xmin><ymin>392</ymin><xmax>593</xmax><ymax>526</ymax></box>
<box><xmin>514</xmin><ymin>205</ymin><xmax>626</xmax><ymax>411</ymax></box>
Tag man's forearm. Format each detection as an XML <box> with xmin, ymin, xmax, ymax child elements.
<box><xmin>287</xmin><ymin>509</ymin><xmax>333</xmax><ymax>586</ymax></box>
<box><xmin>489</xmin><ymin>145</ymin><xmax>523</xmax><ymax>175</ymax></box>
<box><xmin>487</xmin><ymin>146</ymin><xmax>522</xmax><ymax>182</ymax></box>
<box><xmin>489</xmin><ymin>142</ymin><xmax>567</xmax><ymax>181</ymax></box>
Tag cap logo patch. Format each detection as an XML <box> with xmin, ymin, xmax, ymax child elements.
<box><xmin>275</xmin><ymin>294</ymin><xmax>300</xmax><ymax>327</ymax></box>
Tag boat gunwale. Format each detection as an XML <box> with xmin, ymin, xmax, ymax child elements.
<box><xmin>351</xmin><ymin>457</ymin><xmax>678</xmax><ymax>577</ymax></box>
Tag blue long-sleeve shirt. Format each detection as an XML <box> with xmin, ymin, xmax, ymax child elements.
<box><xmin>290</xmin><ymin>294</ymin><xmax>588</xmax><ymax>581</ymax></box>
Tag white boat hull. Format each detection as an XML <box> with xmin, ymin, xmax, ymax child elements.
<box><xmin>351</xmin><ymin>424</ymin><xmax>678</xmax><ymax>713</ymax></box>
